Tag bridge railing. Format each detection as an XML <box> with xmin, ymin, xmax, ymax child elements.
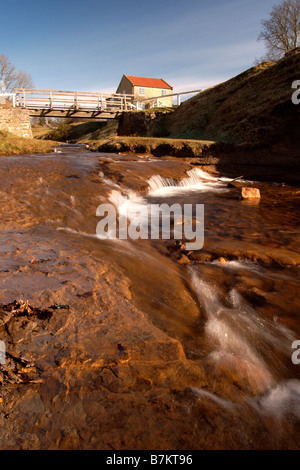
<box><xmin>134</xmin><ymin>89</ymin><xmax>202</xmax><ymax>109</ymax></box>
<box><xmin>13</xmin><ymin>88</ymin><xmax>134</xmax><ymax>113</ymax></box>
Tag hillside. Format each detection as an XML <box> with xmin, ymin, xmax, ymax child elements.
<box><xmin>165</xmin><ymin>48</ymin><xmax>300</xmax><ymax>149</ymax></box>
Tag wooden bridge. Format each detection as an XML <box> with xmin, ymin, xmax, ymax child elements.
<box><xmin>7</xmin><ymin>88</ymin><xmax>202</xmax><ymax>119</ymax></box>
<box><xmin>13</xmin><ymin>89</ymin><xmax>135</xmax><ymax>119</ymax></box>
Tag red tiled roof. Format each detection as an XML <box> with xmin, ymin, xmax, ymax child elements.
<box><xmin>125</xmin><ymin>75</ymin><xmax>172</xmax><ymax>90</ymax></box>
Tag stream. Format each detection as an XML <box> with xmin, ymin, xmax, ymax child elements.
<box><xmin>0</xmin><ymin>145</ymin><xmax>299</xmax><ymax>449</ymax></box>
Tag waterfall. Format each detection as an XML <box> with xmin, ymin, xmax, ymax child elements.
<box><xmin>148</xmin><ymin>168</ymin><xmax>227</xmax><ymax>196</ymax></box>
<box><xmin>191</xmin><ymin>269</ymin><xmax>295</xmax><ymax>393</ymax></box>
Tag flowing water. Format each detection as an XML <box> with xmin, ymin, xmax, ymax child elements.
<box><xmin>0</xmin><ymin>145</ymin><xmax>299</xmax><ymax>449</ymax></box>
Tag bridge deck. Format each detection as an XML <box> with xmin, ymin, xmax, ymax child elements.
<box><xmin>27</xmin><ymin>108</ymin><xmax>122</xmax><ymax>119</ymax></box>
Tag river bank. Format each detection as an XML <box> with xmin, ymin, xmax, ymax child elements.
<box><xmin>0</xmin><ymin>130</ymin><xmax>59</xmax><ymax>157</ymax></box>
<box><xmin>0</xmin><ymin>146</ymin><xmax>299</xmax><ymax>449</ymax></box>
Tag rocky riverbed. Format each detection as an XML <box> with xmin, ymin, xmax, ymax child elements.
<box><xmin>0</xmin><ymin>147</ymin><xmax>299</xmax><ymax>449</ymax></box>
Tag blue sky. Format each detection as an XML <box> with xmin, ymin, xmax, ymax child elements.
<box><xmin>2</xmin><ymin>0</ymin><xmax>276</xmax><ymax>93</ymax></box>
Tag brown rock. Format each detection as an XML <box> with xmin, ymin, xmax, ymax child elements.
<box><xmin>240</xmin><ymin>187</ymin><xmax>261</xmax><ymax>199</ymax></box>
<box><xmin>178</xmin><ymin>254</ymin><xmax>190</xmax><ymax>264</ymax></box>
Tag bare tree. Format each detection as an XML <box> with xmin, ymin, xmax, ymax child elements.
<box><xmin>0</xmin><ymin>54</ymin><xmax>34</xmax><ymax>92</ymax></box>
<box><xmin>258</xmin><ymin>0</ymin><xmax>300</xmax><ymax>61</ymax></box>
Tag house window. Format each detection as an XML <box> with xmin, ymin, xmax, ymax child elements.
<box><xmin>138</xmin><ymin>87</ymin><xmax>145</xmax><ymax>96</ymax></box>
<box><xmin>161</xmin><ymin>89</ymin><xmax>167</xmax><ymax>96</ymax></box>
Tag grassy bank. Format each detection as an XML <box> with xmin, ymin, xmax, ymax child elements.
<box><xmin>32</xmin><ymin>121</ymin><xmax>219</xmax><ymax>157</ymax></box>
<box><xmin>95</xmin><ymin>136</ymin><xmax>218</xmax><ymax>157</ymax></box>
<box><xmin>0</xmin><ymin>130</ymin><xmax>59</xmax><ymax>156</ymax></box>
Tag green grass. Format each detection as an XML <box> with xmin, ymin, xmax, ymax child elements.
<box><xmin>31</xmin><ymin>126</ymin><xmax>54</xmax><ymax>139</ymax></box>
<box><xmin>0</xmin><ymin>130</ymin><xmax>59</xmax><ymax>156</ymax></box>
<box><xmin>74</xmin><ymin>120</ymin><xmax>119</xmax><ymax>142</ymax></box>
